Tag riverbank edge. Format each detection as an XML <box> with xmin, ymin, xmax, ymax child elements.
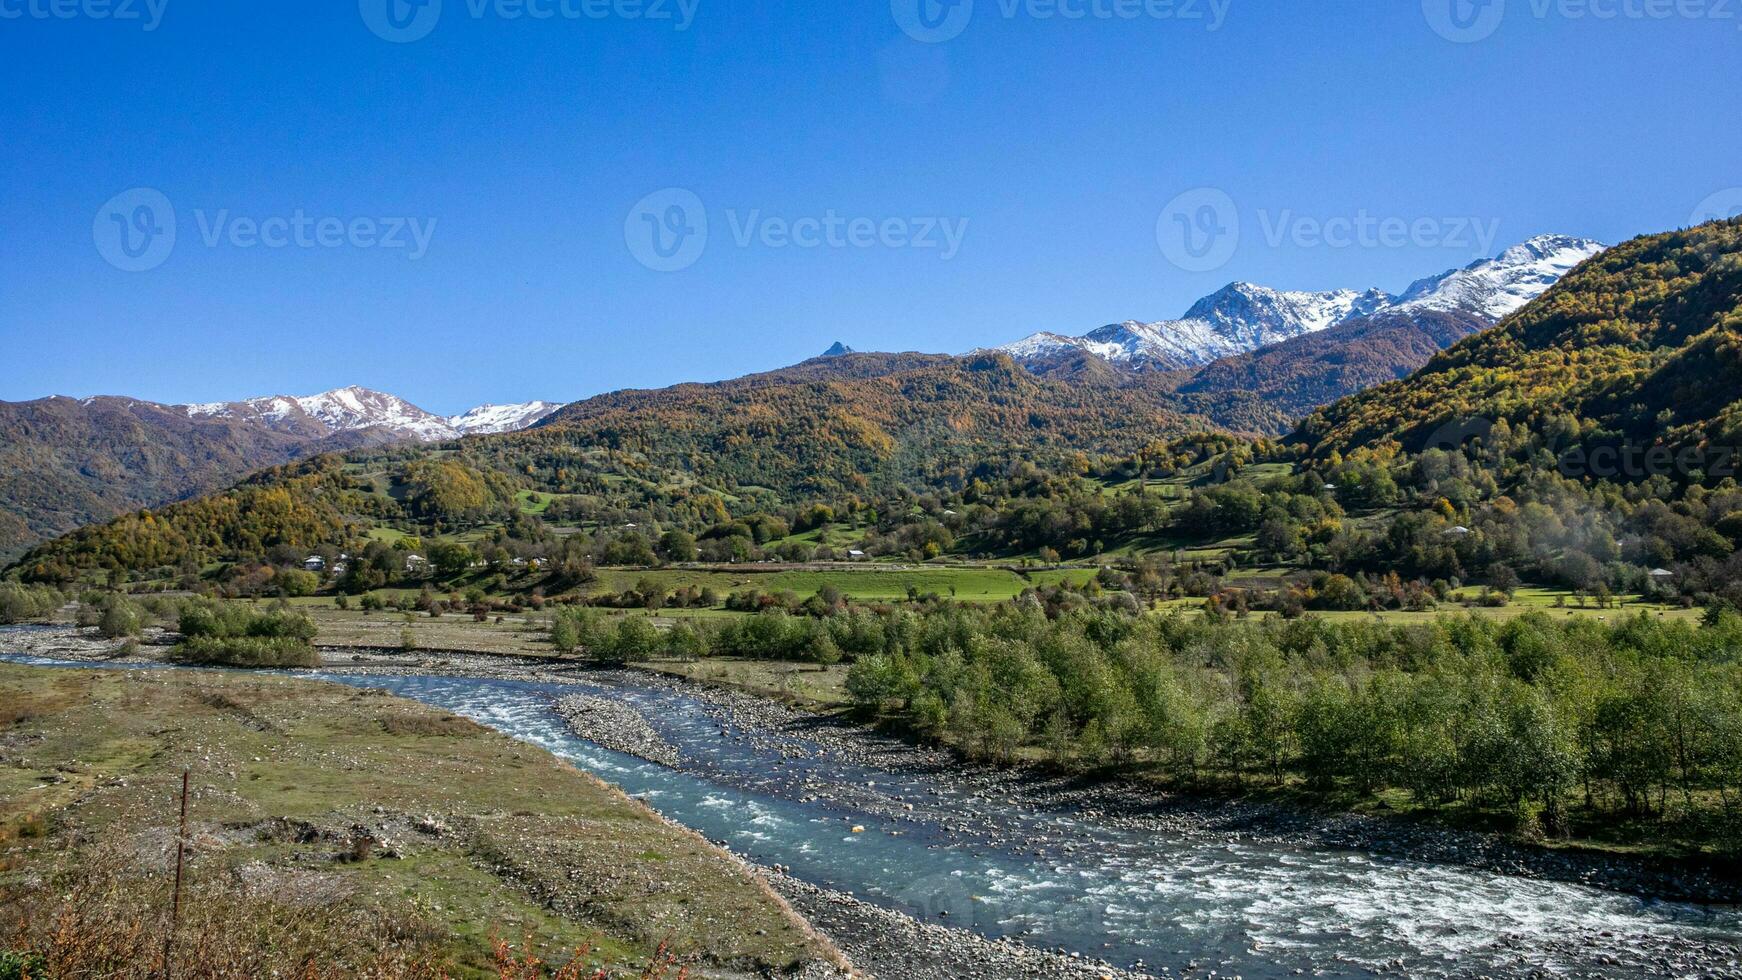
<box><xmin>627</xmin><ymin>654</ymin><xmax>1742</xmax><ymax>909</ymax></box>
<box><xmin>7</xmin><ymin>624</ymin><xmax>1738</xmax><ymax>910</ymax></box>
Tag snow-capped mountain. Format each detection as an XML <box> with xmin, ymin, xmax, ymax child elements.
<box><xmin>183</xmin><ymin>387</ymin><xmax>560</xmax><ymax>442</ymax></box>
<box><xmin>1391</xmin><ymin>235</ymin><xmax>1607</xmax><ymax>320</ymax></box>
<box><xmin>445</xmin><ymin>401</ymin><xmax>564</xmax><ymax>435</ymax></box>
<box><xmin>994</xmin><ymin>235</ymin><xmax>1606</xmax><ymax>370</ymax></box>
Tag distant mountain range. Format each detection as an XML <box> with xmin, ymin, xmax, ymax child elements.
<box><xmin>0</xmin><ymin>387</ymin><xmax>559</xmax><ymax>558</ymax></box>
<box><xmin>0</xmin><ymin>236</ymin><xmax>1609</xmax><ymax>560</ymax></box>
<box><xmin>178</xmin><ymin>387</ymin><xmax>561</xmax><ymax>441</ymax></box>
<box><xmin>992</xmin><ymin>235</ymin><xmax>1605</xmax><ymax>370</ymax></box>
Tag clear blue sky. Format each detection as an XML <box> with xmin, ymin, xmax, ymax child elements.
<box><xmin>2</xmin><ymin>0</ymin><xmax>1737</xmax><ymax>414</ymax></box>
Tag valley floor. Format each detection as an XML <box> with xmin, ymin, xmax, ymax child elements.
<box><xmin>0</xmin><ymin>649</ymin><xmax>848</xmax><ymax>979</ymax></box>
<box><xmin>7</xmin><ymin>624</ymin><xmax>1742</xmax><ymax>979</ymax></box>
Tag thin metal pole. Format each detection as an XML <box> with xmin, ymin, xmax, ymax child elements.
<box><xmin>163</xmin><ymin>770</ymin><xmax>189</xmax><ymax>980</ymax></box>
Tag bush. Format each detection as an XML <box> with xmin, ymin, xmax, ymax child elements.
<box><xmin>172</xmin><ymin>599</ymin><xmax>319</xmax><ymax>667</ymax></box>
<box><xmin>174</xmin><ymin>635</ymin><xmax>320</xmax><ymax>668</ymax></box>
<box><xmin>95</xmin><ymin>596</ymin><xmax>145</xmax><ymax>639</ymax></box>
<box><xmin>179</xmin><ymin>599</ymin><xmax>316</xmax><ymax>643</ymax></box>
<box><xmin>0</xmin><ymin>584</ymin><xmax>63</xmax><ymax>624</ymax></box>
<box><xmin>0</xmin><ymin>950</ymin><xmax>48</xmax><ymax>980</ymax></box>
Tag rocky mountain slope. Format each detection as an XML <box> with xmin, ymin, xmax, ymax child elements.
<box><xmin>0</xmin><ymin>387</ymin><xmax>559</xmax><ymax>559</ymax></box>
<box><xmin>996</xmin><ymin>235</ymin><xmax>1605</xmax><ymax>370</ymax></box>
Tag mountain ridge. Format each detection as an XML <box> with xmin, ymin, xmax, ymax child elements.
<box><xmin>0</xmin><ymin>386</ymin><xmax>562</xmax><ymax>559</ymax></box>
<box><xmin>992</xmin><ymin>235</ymin><xmax>1606</xmax><ymax>370</ymax></box>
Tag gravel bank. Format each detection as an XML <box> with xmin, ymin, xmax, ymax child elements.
<box><xmin>667</xmin><ymin>668</ymin><xmax>1742</xmax><ymax>907</ymax></box>
<box><xmin>760</xmin><ymin>871</ymin><xmax>1148</xmax><ymax>980</ymax></box>
<box><xmin>553</xmin><ymin>691</ymin><xmax>682</xmax><ymax>767</ymax></box>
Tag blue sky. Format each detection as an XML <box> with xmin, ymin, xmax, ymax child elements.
<box><xmin>1</xmin><ymin>0</ymin><xmax>1738</xmax><ymax>414</ymax></box>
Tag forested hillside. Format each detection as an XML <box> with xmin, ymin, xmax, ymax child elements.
<box><xmin>11</xmin><ymin>221</ymin><xmax>1738</xmax><ymax>616</ymax></box>
<box><xmin>1283</xmin><ymin>218</ymin><xmax>1742</xmax><ymax>604</ymax></box>
<box><xmin>1172</xmin><ymin>309</ymin><xmax>1490</xmax><ymax>433</ymax></box>
<box><xmin>532</xmin><ymin>352</ymin><xmax>1204</xmax><ymax>498</ymax></box>
<box><xmin>1299</xmin><ymin>219</ymin><xmax>1742</xmax><ymax>456</ymax></box>
<box><xmin>0</xmin><ymin>396</ymin><xmax>387</xmax><ymax>560</ymax></box>
<box><xmin>6</xmin><ymin>353</ymin><xmax>1214</xmax><ymax>579</ymax></box>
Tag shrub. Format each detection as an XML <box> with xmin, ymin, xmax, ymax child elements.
<box><xmin>0</xmin><ymin>584</ymin><xmax>63</xmax><ymax>624</ymax></box>
<box><xmin>172</xmin><ymin>599</ymin><xmax>319</xmax><ymax>667</ymax></box>
<box><xmin>174</xmin><ymin>636</ymin><xmax>320</xmax><ymax>668</ymax></box>
<box><xmin>96</xmin><ymin>596</ymin><xmax>145</xmax><ymax>639</ymax></box>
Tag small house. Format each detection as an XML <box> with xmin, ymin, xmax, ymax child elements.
<box><xmin>1649</xmin><ymin>568</ymin><xmax>1675</xmax><ymax>580</ymax></box>
<box><xmin>404</xmin><ymin>554</ymin><xmax>428</xmax><ymax>573</ymax></box>
<box><xmin>302</xmin><ymin>555</ymin><xmax>326</xmax><ymax>572</ymax></box>
<box><xmin>847</xmin><ymin>550</ymin><xmax>868</xmax><ymax>560</ymax></box>
<box><xmin>1442</xmin><ymin>526</ymin><xmax>1472</xmax><ymax>537</ymax></box>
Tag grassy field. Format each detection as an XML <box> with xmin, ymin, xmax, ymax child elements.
<box><xmin>587</xmin><ymin>563</ymin><xmax>1046</xmax><ymax>604</ymax></box>
<box><xmin>0</xmin><ymin>664</ymin><xmax>842</xmax><ymax>978</ymax></box>
<box><xmin>639</xmin><ymin>657</ymin><xmax>853</xmax><ymax>709</ymax></box>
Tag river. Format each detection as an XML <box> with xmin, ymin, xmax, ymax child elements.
<box><xmin>5</xmin><ymin>644</ymin><xmax>1740</xmax><ymax>979</ymax></box>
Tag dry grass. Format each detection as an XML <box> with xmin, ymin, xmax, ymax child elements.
<box><xmin>2</xmin><ymin>847</ymin><xmax>448</xmax><ymax>979</ymax></box>
<box><xmin>0</xmin><ymin>664</ymin><xmax>845</xmax><ymax>978</ymax></box>
<box><xmin>378</xmin><ymin>712</ymin><xmax>484</xmax><ymax>738</ymax></box>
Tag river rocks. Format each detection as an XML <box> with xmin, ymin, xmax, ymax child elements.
<box><xmin>763</xmin><ymin>870</ymin><xmax>1152</xmax><ymax>980</ymax></box>
<box><xmin>553</xmin><ymin>692</ymin><xmax>682</xmax><ymax>768</ymax></box>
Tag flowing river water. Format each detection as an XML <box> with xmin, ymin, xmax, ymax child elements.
<box><xmin>6</xmin><ymin>644</ymin><xmax>1741</xmax><ymax>979</ymax></box>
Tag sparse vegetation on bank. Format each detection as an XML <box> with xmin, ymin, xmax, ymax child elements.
<box><xmin>0</xmin><ymin>663</ymin><xmax>843</xmax><ymax>978</ymax></box>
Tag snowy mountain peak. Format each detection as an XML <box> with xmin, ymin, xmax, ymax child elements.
<box><xmin>178</xmin><ymin>387</ymin><xmax>564</xmax><ymax>442</ymax></box>
<box><xmin>446</xmin><ymin>401</ymin><xmax>563</xmax><ymax>435</ymax></box>
<box><xmin>1393</xmin><ymin>235</ymin><xmax>1606</xmax><ymax>320</ymax></box>
<box><xmin>993</xmin><ymin>235</ymin><xmax>1607</xmax><ymax>370</ymax></box>
<box><xmin>1182</xmin><ymin>284</ymin><xmax>1392</xmax><ymax>348</ymax></box>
